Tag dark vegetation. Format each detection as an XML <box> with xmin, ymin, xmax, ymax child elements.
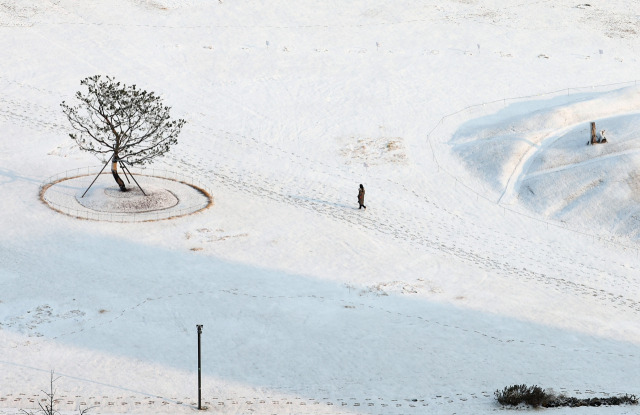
<box><xmin>61</xmin><ymin>75</ymin><xmax>185</xmax><ymax>191</ymax></box>
<box><xmin>495</xmin><ymin>384</ymin><xmax>638</xmax><ymax>408</ymax></box>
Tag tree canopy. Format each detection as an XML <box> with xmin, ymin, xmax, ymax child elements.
<box><xmin>61</xmin><ymin>75</ymin><xmax>185</xmax><ymax>165</ymax></box>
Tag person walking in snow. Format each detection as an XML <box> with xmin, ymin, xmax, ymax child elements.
<box><xmin>358</xmin><ymin>184</ymin><xmax>366</xmax><ymax>210</ymax></box>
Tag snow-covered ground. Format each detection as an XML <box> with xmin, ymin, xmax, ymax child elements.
<box><xmin>1</xmin><ymin>1</ymin><xmax>640</xmax><ymax>414</ymax></box>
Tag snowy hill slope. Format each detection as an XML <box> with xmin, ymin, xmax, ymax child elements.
<box><xmin>1</xmin><ymin>1</ymin><xmax>640</xmax><ymax>414</ymax></box>
<box><xmin>450</xmin><ymin>86</ymin><xmax>640</xmax><ymax>240</ymax></box>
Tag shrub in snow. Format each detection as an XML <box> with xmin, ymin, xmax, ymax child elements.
<box><xmin>545</xmin><ymin>394</ymin><xmax>638</xmax><ymax>408</ymax></box>
<box><xmin>495</xmin><ymin>384</ymin><xmax>549</xmax><ymax>407</ymax></box>
<box><xmin>495</xmin><ymin>384</ymin><xmax>638</xmax><ymax>408</ymax></box>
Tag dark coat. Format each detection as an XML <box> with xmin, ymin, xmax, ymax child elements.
<box><xmin>358</xmin><ymin>187</ymin><xmax>365</xmax><ymax>205</ymax></box>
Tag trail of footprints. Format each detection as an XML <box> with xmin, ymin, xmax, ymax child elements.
<box><xmin>171</xmin><ymin>142</ymin><xmax>640</xmax><ymax>318</ymax></box>
<box><xmin>1</xmin><ymin>74</ymin><xmax>637</xmax><ymax>324</ymax></box>
<box><xmin>8</xmin><ymin>281</ymin><xmax>638</xmax><ymax>365</ymax></box>
<box><xmin>0</xmin><ymin>87</ymin><xmax>67</xmax><ymax>134</ymax></box>
<box><xmin>0</xmin><ymin>392</ymin><xmax>496</xmax><ymax>415</ymax></box>
<box><xmin>0</xmin><ymin>14</ymin><xmax>637</xmax><ymax>415</ymax></box>
<box><xmin>2</xmin><ymin>74</ymin><xmax>638</xmax><ymax>344</ymax></box>
<box><xmin>1</xmin><ymin>386</ymin><xmax>627</xmax><ymax>414</ymax></box>
<box><xmin>2</xmin><ymin>285</ymin><xmax>636</xmax><ymax>411</ymax></box>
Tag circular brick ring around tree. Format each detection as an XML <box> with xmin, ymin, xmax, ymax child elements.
<box><xmin>40</xmin><ymin>169</ymin><xmax>213</xmax><ymax>222</ymax></box>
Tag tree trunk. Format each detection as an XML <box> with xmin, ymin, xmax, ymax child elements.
<box><xmin>590</xmin><ymin>122</ymin><xmax>597</xmax><ymax>145</ymax></box>
<box><xmin>111</xmin><ymin>154</ymin><xmax>127</xmax><ymax>191</ymax></box>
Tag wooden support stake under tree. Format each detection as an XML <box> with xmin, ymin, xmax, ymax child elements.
<box><xmin>590</xmin><ymin>121</ymin><xmax>597</xmax><ymax>145</ymax></box>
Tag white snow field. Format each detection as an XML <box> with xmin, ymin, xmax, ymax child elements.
<box><xmin>1</xmin><ymin>1</ymin><xmax>640</xmax><ymax>414</ymax></box>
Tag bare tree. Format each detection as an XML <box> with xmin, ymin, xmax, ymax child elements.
<box><xmin>20</xmin><ymin>370</ymin><xmax>94</xmax><ymax>415</ymax></box>
<box><xmin>61</xmin><ymin>75</ymin><xmax>185</xmax><ymax>191</ymax></box>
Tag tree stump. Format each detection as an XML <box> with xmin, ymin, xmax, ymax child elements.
<box><xmin>590</xmin><ymin>122</ymin><xmax>597</xmax><ymax>145</ymax></box>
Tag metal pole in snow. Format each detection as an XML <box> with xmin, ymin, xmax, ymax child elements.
<box><xmin>81</xmin><ymin>155</ymin><xmax>112</xmax><ymax>198</ymax></box>
<box><xmin>197</xmin><ymin>324</ymin><xmax>203</xmax><ymax>410</ymax></box>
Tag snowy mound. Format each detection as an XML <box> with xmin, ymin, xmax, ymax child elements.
<box><xmin>451</xmin><ymin>86</ymin><xmax>640</xmax><ymax>240</ymax></box>
<box><xmin>77</xmin><ymin>184</ymin><xmax>179</xmax><ymax>213</ymax></box>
